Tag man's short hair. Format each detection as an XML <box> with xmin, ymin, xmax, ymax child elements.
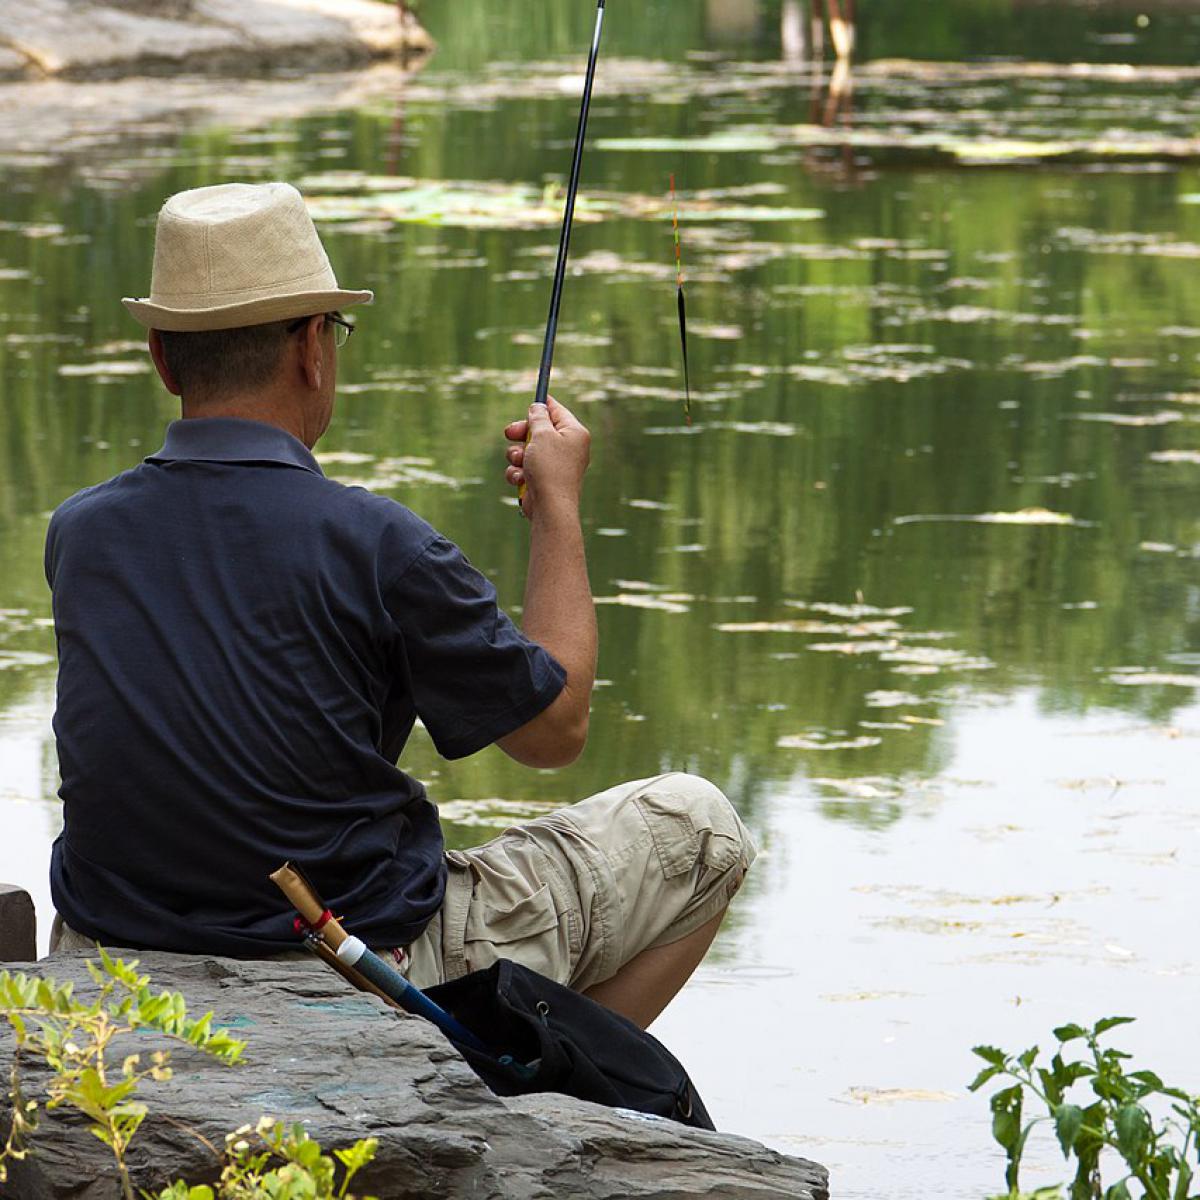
<box><xmin>158</xmin><ymin>320</ymin><xmax>295</xmax><ymax>399</ymax></box>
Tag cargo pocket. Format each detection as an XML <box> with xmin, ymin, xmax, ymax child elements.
<box><xmin>463</xmin><ymin>882</ymin><xmax>575</xmax><ymax>983</ymax></box>
<box><xmin>467</xmin><ymin>883</ymin><xmax>561</xmax><ymax>944</ymax></box>
<box><xmin>635</xmin><ymin>780</ymin><xmax>745</xmax><ymax>881</ymax></box>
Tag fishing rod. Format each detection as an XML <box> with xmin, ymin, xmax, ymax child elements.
<box><xmin>270</xmin><ymin>862</ymin><xmax>487</xmax><ymax>1053</ymax></box>
<box><xmin>520</xmin><ymin>0</ymin><xmax>607</xmax><ymax>510</ymax></box>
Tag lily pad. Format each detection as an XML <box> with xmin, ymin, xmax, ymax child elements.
<box><xmin>304</xmin><ymin>181</ymin><xmax>608</xmax><ymax>230</ymax></box>
<box><xmin>595</xmin><ymin>131</ymin><xmax>780</xmax><ymax>154</ymax></box>
<box><xmin>1109</xmin><ymin>671</ymin><xmax>1200</xmax><ymax>688</ymax></box>
<box><xmin>777</xmin><ymin>733</ymin><xmax>883</xmax><ymax>751</ymax></box>
<box><xmin>594</xmin><ymin>594</ymin><xmax>691</xmax><ymax>614</ymax></box>
<box><xmin>300</xmin><ymin>173</ymin><xmax>822</xmax><ymax>230</ymax></box>
<box><xmin>57</xmin><ymin>360</ymin><xmax>150</xmax><ymax>377</ymax></box>
<box><xmin>894</xmin><ymin>508</ymin><xmax>1083</xmax><ymax>527</ymax></box>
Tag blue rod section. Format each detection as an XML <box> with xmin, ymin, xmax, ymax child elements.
<box><xmin>338</xmin><ymin>936</ymin><xmax>488</xmax><ymax>1053</ymax></box>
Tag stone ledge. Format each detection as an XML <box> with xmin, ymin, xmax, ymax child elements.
<box><xmin>0</xmin><ymin>951</ymin><xmax>830</xmax><ymax>1199</ymax></box>
<box><xmin>0</xmin><ymin>886</ymin><xmax>36</xmax><ymax>963</ymax></box>
<box><xmin>0</xmin><ymin>64</ymin><xmax>415</xmax><ymax>172</ymax></box>
<box><xmin>0</xmin><ymin>0</ymin><xmax>431</xmax><ymax>82</ymax></box>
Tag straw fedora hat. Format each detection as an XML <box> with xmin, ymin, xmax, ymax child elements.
<box><xmin>123</xmin><ymin>182</ymin><xmax>373</xmax><ymax>332</ymax></box>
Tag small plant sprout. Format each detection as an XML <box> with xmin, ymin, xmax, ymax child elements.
<box><xmin>969</xmin><ymin>1016</ymin><xmax>1200</xmax><ymax>1200</ymax></box>
<box><xmin>0</xmin><ymin>947</ymin><xmax>245</xmax><ymax>1200</ymax></box>
<box><xmin>2</xmin><ymin>950</ymin><xmax>378</xmax><ymax>1200</ymax></box>
<box><xmin>155</xmin><ymin>1118</ymin><xmax>379</xmax><ymax>1200</ymax></box>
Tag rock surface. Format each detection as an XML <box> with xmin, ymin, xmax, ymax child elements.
<box><xmin>0</xmin><ymin>886</ymin><xmax>36</xmax><ymax>963</ymax></box>
<box><xmin>0</xmin><ymin>64</ymin><xmax>415</xmax><ymax>171</ymax></box>
<box><xmin>0</xmin><ymin>951</ymin><xmax>829</xmax><ymax>1199</ymax></box>
<box><xmin>0</xmin><ymin>0</ymin><xmax>430</xmax><ymax>82</ymax></box>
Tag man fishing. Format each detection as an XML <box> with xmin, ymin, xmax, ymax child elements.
<box><xmin>46</xmin><ymin>181</ymin><xmax>755</xmax><ymax>1029</ymax></box>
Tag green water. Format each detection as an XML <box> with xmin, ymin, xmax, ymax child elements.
<box><xmin>2</xmin><ymin>3</ymin><xmax>1199</xmax><ymax>1196</ymax></box>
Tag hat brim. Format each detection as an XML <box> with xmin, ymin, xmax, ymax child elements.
<box><xmin>122</xmin><ymin>288</ymin><xmax>374</xmax><ymax>332</ymax></box>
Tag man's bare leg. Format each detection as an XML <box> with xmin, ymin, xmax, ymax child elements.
<box><xmin>582</xmin><ymin>910</ymin><xmax>725</xmax><ymax>1029</ymax></box>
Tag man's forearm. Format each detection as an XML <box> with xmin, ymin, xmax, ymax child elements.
<box><xmin>522</xmin><ymin>500</ymin><xmax>597</xmax><ymax>716</ymax></box>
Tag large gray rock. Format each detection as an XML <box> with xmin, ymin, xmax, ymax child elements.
<box><xmin>0</xmin><ymin>952</ymin><xmax>829</xmax><ymax>1199</ymax></box>
<box><xmin>0</xmin><ymin>0</ymin><xmax>430</xmax><ymax>81</ymax></box>
<box><xmin>0</xmin><ymin>885</ymin><xmax>36</xmax><ymax>962</ymax></box>
<box><xmin>0</xmin><ymin>64</ymin><xmax>414</xmax><ymax>172</ymax></box>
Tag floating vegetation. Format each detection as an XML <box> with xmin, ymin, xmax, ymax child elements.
<box><xmin>598</xmin><ymin>124</ymin><xmax>1200</xmax><ymax>166</ymax></box>
<box><xmin>328</xmin><ymin>458</ymin><xmax>471</xmax><ymax>491</ymax></box>
<box><xmin>894</xmin><ymin>508</ymin><xmax>1083</xmax><ymax>527</ymax></box>
<box><xmin>844</xmin><ymin>1088</ymin><xmax>958</xmax><ymax>1106</ymax></box>
<box><xmin>594</xmin><ymin>593</ymin><xmax>692</xmax><ymax>614</ymax></box>
<box><xmin>299</xmin><ymin>172</ymin><xmax>820</xmax><ymax>231</ymax></box>
<box><xmin>57</xmin><ymin>360</ymin><xmax>151</xmax><ymax>378</ymax></box>
<box><xmin>303</xmin><ymin>178</ymin><xmax>606</xmax><ymax>230</ymax></box>
<box><xmin>810</xmin><ymin>776</ymin><xmax>907</xmax><ymax>801</ymax></box>
<box><xmin>437</xmin><ymin>797</ymin><xmax>559</xmax><ymax>827</ymax></box>
<box><xmin>881</xmin><ymin>647</ymin><xmax>995</xmax><ymax>673</ymax></box>
<box><xmin>777</xmin><ymin>733</ymin><xmax>883</xmax><ymax>751</ymax></box>
<box><xmin>644</xmin><ymin>420</ymin><xmax>798</xmax><ymax>438</ymax></box>
<box><xmin>0</xmin><ymin>650</ymin><xmax>54</xmax><ymax>671</ymax></box>
<box><xmin>1055</xmin><ymin>227</ymin><xmax>1200</xmax><ymax>259</ymax></box>
<box><xmin>314</xmin><ymin>451</ymin><xmax>376</xmax><ymax>467</ymax></box>
<box><xmin>822</xmin><ymin>990</ymin><xmax>917</xmax><ymax>1003</ymax></box>
<box><xmin>715</xmin><ymin>619</ymin><xmax>903</xmax><ymax>637</ymax></box>
<box><xmin>1070</xmin><ymin>410</ymin><xmax>1184</xmax><ymax>427</ymax></box>
<box><xmin>807</xmin><ymin>639</ymin><xmax>900</xmax><ymax>657</ymax></box>
<box><xmin>864</xmin><ymin>691</ymin><xmax>925</xmax><ymax>708</ymax></box>
<box><xmin>595</xmin><ymin>131</ymin><xmax>781</xmax><ymax>154</ymax></box>
<box><xmin>686</xmin><ymin>321</ymin><xmax>742</xmax><ymax>340</ymax></box>
<box><xmin>1108</xmin><ymin>670</ymin><xmax>1200</xmax><ymax>689</ymax></box>
<box><xmin>785</xmin><ymin>602</ymin><xmax>914</xmax><ymax>619</ymax></box>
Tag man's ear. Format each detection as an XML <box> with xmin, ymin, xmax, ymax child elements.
<box><xmin>148</xmin><ymin>330</ymin><xmax>182</xmax><ymax>396</ymax></box>
<box><xmin>298</xmin><ymin>315</ymin><xmax>325</xmax><ymax>392</ymax></box>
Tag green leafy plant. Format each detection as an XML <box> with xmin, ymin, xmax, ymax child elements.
<box><xmin>0</xmin><ymin>947</ymin><xmax>246</xmax><ymax>1200</ymax></box>
<box><xmin>969</xmin><ymin>1016</ymin><xmax>1200</xmax><ymax>1200</ymax></box>
<box><xmin>1</xmin><ymin>950</ymin><xmax>379</xmax><ymax>1200</ymax></box>
<box><xmin>157</xmin><ymin>1117</ymin><xmax>378</xmax><ymax>1200</ymax></box>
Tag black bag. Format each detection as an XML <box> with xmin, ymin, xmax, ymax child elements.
<box><xmin>426</xmin><ymin>958</ymin><xmax>715</xmax><ymax>1130</ymax></box>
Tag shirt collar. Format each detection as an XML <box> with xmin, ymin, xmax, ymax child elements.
<box><xmin>146</xmin><ymin>418</ymin><xmax>324</xmax><ymax>475</ymax></box>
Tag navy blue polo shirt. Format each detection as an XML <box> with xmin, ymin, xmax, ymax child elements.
<box><xmin>46</xmin><ymin>417</ymin><xmax>565</xmax><ymax>957</ymax></box>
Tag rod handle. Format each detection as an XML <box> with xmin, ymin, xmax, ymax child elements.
<box><xmin>268</xmin><ymin>862</ymin><xmax>349</xmax><ymax>950</ymax></box>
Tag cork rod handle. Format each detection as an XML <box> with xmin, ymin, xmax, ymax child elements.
<box><xmin>268</xmin><ymin>862</ymin><xmax>349</xmax><ymax>951</ymax></box>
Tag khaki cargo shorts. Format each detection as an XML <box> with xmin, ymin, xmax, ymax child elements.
<box><xmin>404</xmin><ymin>772</ymin><xmax>757</xmax><ymax>992</ymax></box>
<box><xmin>52</xmin><ymin>773</ymin><xmax>756</xmax><ymax>993</ymax></box>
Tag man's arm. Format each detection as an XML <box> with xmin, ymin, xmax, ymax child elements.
<box><xmin>496</xmin><ymin>398</ymin><xmax>596</xmax><ymax>769</ymax></box>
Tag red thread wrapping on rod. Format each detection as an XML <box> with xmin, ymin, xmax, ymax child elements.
<box><xmin>293</xmin><ymin>908</ymin><xmax>335</xmax><ymax>934</ymax></box>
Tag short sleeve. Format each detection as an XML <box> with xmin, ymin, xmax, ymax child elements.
<box><xmin>386</xmin><ymin>535</ymin><xmax>566</xmax><ymax>760</ymax></box>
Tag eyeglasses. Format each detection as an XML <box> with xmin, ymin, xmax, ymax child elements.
<box><xmin>288</xmin><ymin>311</ymin><xmax>355</xmax><ymax>349</ymax></box>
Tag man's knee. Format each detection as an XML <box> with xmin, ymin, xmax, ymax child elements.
<box><xmin>633</xmin><ymin>772</ymin><xmax>757</xmax><ymax>892</ymax></box>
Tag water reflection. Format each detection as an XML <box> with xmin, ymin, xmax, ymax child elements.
<box><xmin>2</xmin><ymin>41</ymin><xmax>1200</xmax><ymax>824</ymax></box>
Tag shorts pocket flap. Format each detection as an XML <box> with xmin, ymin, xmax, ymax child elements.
<box><xmin>635</xmin><ymin>793</ymin><xmax>700</xmax><ymax>879</ymax></box>
<box><xmin>467</xmin><ymin>883</ymin><xmax>561</xmax><ymax>944</ymax></box>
